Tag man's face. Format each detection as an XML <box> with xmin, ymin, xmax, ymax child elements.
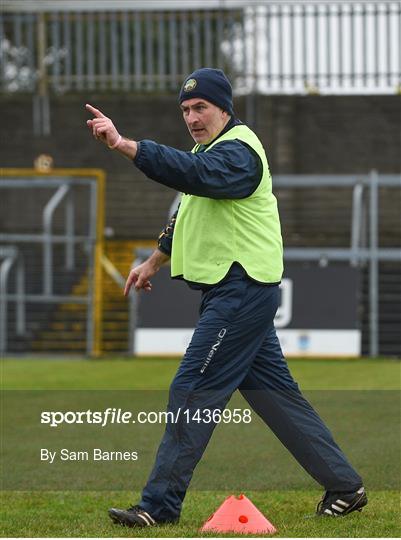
<box><xmin>180</xmin><ymin>98</ymin><xmax>230</xmax><ymax>144</ymax></box>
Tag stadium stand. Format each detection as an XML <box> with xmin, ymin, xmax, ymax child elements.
<box><xmin>1</xmin><ymin>1</ymin><xmax>400</xmax><ymax>357</ymax></box>
<box><xmin>3</xmin><ymin>185</ymin><xmax>400</xmax><ymax>356</ymax></box>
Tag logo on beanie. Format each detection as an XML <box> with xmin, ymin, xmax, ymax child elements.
<box><xmin>183</xmin><ymin>78</ymin><xmax>197</xmax><ymax>92</ymax></box>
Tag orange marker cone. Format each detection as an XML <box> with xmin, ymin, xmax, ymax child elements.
<box><xmin>200</xmin><ymin>494</ymin><xmax>277</xmax><ymax>535</ymax></box>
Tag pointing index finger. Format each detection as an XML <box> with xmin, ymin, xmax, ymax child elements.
<box><xmin>85</xmin><ymin>103</ymin><xmax>105</xmax><ymax>118</ymax></box>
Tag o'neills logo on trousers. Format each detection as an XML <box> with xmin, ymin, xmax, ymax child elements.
<box><xmin>200</xmin><ymin>328</ymin><xmax>227</xmax><ymax>374</ymax></box>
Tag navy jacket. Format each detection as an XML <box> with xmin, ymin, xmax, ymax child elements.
<box><xmin>133</xmin><ymin>118</ymin><xmax>263</xmax><ymax>256</ymax></box>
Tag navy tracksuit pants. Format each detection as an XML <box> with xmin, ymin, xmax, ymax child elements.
<box><xmin>139</xmin><ymin>265</ymin><xmax>363</xmax><ymax>522</ymax></box>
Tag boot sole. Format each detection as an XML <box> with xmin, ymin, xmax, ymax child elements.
<box><xmin>342</xmin><ymin>494</ymin><xmax>368</xmax><ymax>516</ymax></box>
<box><xmin>317</xmin><ymin>494</ymin><xmax>368</xmax><ymax>517</ymax></box>
<box><xmin>108</xmin><ymin>509</ymin><xmax>137</xmax><ymax>527</ymax></box>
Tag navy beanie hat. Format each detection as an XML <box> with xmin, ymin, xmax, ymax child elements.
<box><xmin>178</xmin><ymin>68</ymin><xmax>234</xmax><ymax>116</ymax></box>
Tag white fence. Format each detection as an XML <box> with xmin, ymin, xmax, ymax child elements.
<box><xmin>1</xmin><ymin>1</ymin><xmax>400</xmax><ymax>95</ymax></box>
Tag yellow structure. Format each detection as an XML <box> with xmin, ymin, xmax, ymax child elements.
<box><xmin>1</xmin><ymin>168</ymin><xmax>105</xmax><ymax>357</ymax></box>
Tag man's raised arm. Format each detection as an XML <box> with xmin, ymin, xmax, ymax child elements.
<box><xmin>86</xmin><ymin>103</ymin><xmax>138</xmax><ymax>160</ymax></box>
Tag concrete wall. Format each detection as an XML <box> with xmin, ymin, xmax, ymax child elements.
<box><xmin>1</xmin><ymin>93</ymin><xmax>400</xmax><ymax>239</ymax></box>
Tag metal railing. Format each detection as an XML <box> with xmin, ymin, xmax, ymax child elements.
<box><xmin>127</xmin><ymin>249</ymin><xmax>151</xmax><ymax>356</ymax></box>
<box><xmin>42</xmin><ymin>183</ymin><xmax>74</xmax><ymax>294</ymax></box>
<box><xmin>2</xmin><ymin>178</ymin><xmax>81</xmax><ymax>296</ymax></box>
<box><xmin>277</xmin><ymin>172</ymin><xmax>401</xmax><ymax>357</ymax></box>
<box><xmin>1</xmin><ymin>1</ymin><xmax>400</xmax><ymax>95</ymax></box>
<box><xmin>0</xmin><ymin>246</ymin><xmax>26</xmax><ymax>355</ymax></box>
<box><xmin>100</xmin><ymin>252</ymin><xmax>139</xmax><ymax>356</ymax></box>
<box><xmin>127</xmin><ymin>172</ymin><xmax>401</xmax><ymax>357</ymax></box>
<box><xmin>0</xmin><ymin>169</ymin><xmax>105</xmax><ymax>356</ymax></box>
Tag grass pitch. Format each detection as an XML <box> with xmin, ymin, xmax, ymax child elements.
<box><xmin>1</xmin><ymin>357</ymin><xmax>400</xmax><ymax>538</ymax></box>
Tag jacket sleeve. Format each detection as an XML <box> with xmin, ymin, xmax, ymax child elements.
<box><xmin>133</xmin><ymin>139</ymin><xmax>262</xmax><ymax>199</ymax></box>
<box><xmin>157</xmin><ymin>208</ymin><xmax>178</xmax><ymax>257</ymax></box>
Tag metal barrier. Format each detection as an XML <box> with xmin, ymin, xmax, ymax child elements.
<box><xmin>127</xmin><ymin>172</ymin><xmax>401</xmax><ymax>357</ymax></box>
<box><xmin>0</xmin><ymin>169</ymin><xmax>105</xmax><ymax>356</ymax></box>
<box><xmin>127</xmin><ymin>249</ymin><xmax>152</xmax><ymax>356</ymax></box>
<box><xmin>100</xmin><ymin>252</ymin><xmax>140</xmax><ymax>355</ymax></box>
<box><xmin>42</xmin><ymin>183</ymin><xmax>74</xmax><ymax>294</ymax></box>
<box><xmin>1</xmin><ymin>1</ymin><xmax>400</xmax><ymax>95</ymax></box>
<box><xmin>1</xmin><ymin>170</ymin><xmax>399</xmax><ymax>356</ymax></box>
<box><xmin>350</xmin><ymin>181</ymin><xmax>366</xmax><ymax>267</ymax></box>
<box><xmin>274</xmin><ymin>172</ymin><xmax>401</xmax><ymax>357</ymax></box>
<box><xmin>0</xmin><ymin>246</ymin><xmax>26</xmax><ymax>355</ymax></box>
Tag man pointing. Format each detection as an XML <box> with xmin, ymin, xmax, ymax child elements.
<box><xmin>86</xmin><ymin>68</ymin><xmax>366</xmax><ymax>526</ymax></box>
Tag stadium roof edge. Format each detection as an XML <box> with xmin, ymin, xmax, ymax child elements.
<box><xmin>2</xmin><ymin>0</ymin><xmax>395</xmax><ymax>13</ymax></box>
